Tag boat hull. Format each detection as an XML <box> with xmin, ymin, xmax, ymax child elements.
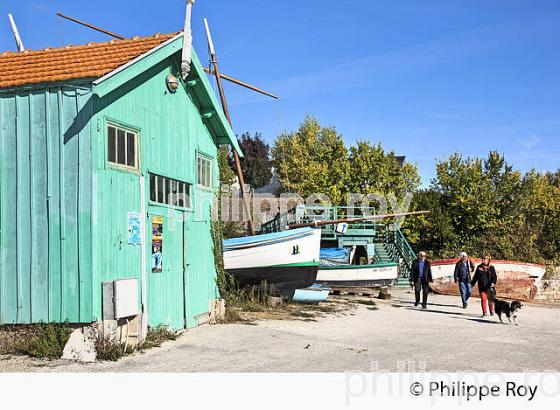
<box><xmin>225</xmin><ymin>264</ymin><xmax>319</xmax><ymax>292</ymax></box>
<box><xmin>430</xmin><ymin>258</ymin><xmax>546</xmax><ymax>301</ymax></box>
<box><xmin>223</xmin><ymin>228</ymin><xmax>322</xmax><ymax>292</ymax></box>
<box><xmin>316</xmin><ymin>263</ymin><xmax>398</xmax><ymax>288</ymax></box>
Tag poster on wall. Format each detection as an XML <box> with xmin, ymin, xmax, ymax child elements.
<box><xmin>152</xmin><ymin>216</ymin><xmax>163</xmax><ymax>273</ymax></box>
<box><xmin>127</xmin><ymin>212</ymin><xmax>142</xmax><ymax>245</ymax></box>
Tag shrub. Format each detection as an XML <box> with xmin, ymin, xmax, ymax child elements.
<box><xmin>138</xmin><ymin>325</ymin><xmax>180</xmax><ymax>350</ymax></box>
<box><xmin>0</xmin><ymin>322</ymin><xmax>72</xmax><ymax>358</ymax></box>
<box><xmin>95</xmin><ymin>334</ymin><xmax>128</xmax><ymax>362</ymax></box>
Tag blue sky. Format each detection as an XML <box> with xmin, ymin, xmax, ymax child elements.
<box><xmin>1</xmin><ymin>0</ymin><xmax>559</xmax><ymax>185</ymax></box>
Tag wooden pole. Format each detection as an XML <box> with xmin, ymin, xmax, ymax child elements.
<box><xmin>56</xmin><ymin>13</ymin><xmax>126</xmax><ymax>39</ymax></box>
<box><xmin>202</xmin><ymin>68</ymin><xmax>278</xmax><ymax>99</ymax></box>
<box><xmin>56</xmin><ymin>12</ymin><xmax>278</xmax><ymax>100</ymax></box>
<box><xmin>204</xmin><ymin>18</ymin><xmax>256</xmax><ymax>236</ymax></box>
<box><xmin>287</xmin><ymin>210</ymin><xmax>430</xmax><ymax>229</ymax></box>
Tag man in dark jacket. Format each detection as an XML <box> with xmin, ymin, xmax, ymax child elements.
<box><xmin>454</xmin><ymin>252</ymin><xmax>475</xmax><ymax>308</ymax></box>
<box><xmin>409</xmin><ymin>251</ymin><xmax>433</xmax><ymax>309</ymax></box>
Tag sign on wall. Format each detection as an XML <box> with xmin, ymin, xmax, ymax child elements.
<box><xmin>127</xmin><ymin>212</ymin><xmax>142</xmax><ymax>245</ymax></box>
<box><xmin>152</xmin><ymin>216</ymin><xmax>163</xmax><ymax>273</ymax></box>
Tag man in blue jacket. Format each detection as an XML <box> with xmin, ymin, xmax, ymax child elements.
<box><xmin>410</xmin><ymin>251</ymin><xmax>433</xmax><ymax>309</ymax></box>
<box><xmin>454</xmin><ymin>252</ymin><xmax>475</xmax><ymax>308</ymax></box>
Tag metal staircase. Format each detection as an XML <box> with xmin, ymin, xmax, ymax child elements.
<box><xmin>372</xmin><ymin>224</ymin><xmax>417</xmax><ymax>286</ymax></box>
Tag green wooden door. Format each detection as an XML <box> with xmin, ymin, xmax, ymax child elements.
<box><xmin>147</xmin><ymin>209</ymin><xmax>186</xmax><ymax>329</ymax></box>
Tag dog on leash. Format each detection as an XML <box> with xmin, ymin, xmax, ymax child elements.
<box><xmin>494</xmin><ymin>299</ymin><xmax>523</xmax><ymax>325</ymax></box>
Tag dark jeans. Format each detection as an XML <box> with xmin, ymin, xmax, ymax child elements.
<box><xmin>459</xmin><ymin>281</ymin><xmax>472</xmax><ymax>305</ymax></box>
<box><xmin>414</xmin><ymin>279</ymin><xmax>429</xmax><ymax>307</ymax></box>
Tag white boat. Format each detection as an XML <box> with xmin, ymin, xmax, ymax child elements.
<box><xmin>315</xmin><ymin>247</ymin><xmax>398</xmax><ymax>287</ymax></box>
<box><xmin>222</xmin><ymin>227</ymin><xmax>322</xmax><ymax>292</ymax></box>
<box><xmin>317</xmin><ymin>263</ymin><xmax>398</xmax><ymax>288</ymax></box>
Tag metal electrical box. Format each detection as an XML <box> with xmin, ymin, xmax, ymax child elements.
<box><xmin>103</xmin><ymin>279</ymin><xmax>140</xmax><ymax>320</ymax></box>
<box><xmin>114</xmin><ymin>279</ymin><xmax>140</xmax><ymax>319</ymax></box>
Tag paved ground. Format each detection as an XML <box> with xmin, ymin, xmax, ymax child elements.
<box><xmin>1</xmin><ymin>289</ymin><xmax>559</xmax><ymax>372</ymax></box>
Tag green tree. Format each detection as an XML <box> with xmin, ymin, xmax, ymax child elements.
<box><xmin>272</xmin><ymin>116</ymin><xmax>350</xmax><ymax>204</ymax></box>
<box><xmin>347</xmin><ymin>140</ymin><xmax>420</xmax><ymax>201</ymax></box>
<box><xmin>408</xmin><ymin>189</ymin><xmax>458</xmax><ymax>258</ymax></box>
<box><xmin>514</xmin><ymin>170</ymin><xmax>560</xmax><ymax>264</ymax></box>
<box><xmin>408</xmin><ymin>151</ymin><xmax>560</xmax><ymax>266</ymax></box>
<box><xmin>235</xmin><ymin>132</ymin><xmax>273</xmax><ymax>189</ymax></box>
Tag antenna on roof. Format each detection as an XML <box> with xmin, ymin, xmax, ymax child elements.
<box><xmin>8</xmin><ymin>14</ymin><xmax>25</xmax><ymax>51</ymax></box>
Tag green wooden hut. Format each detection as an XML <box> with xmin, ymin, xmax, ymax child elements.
<box><xmin>0</xmin><ymin>33</ymin><xmax>242</xmax><ymax>330</ymax></box>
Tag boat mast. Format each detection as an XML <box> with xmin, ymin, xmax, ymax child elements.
<box><xmin>8</xmin><ymin>14</ymin><xmax>25</xmax><ymax>51</ymax></box>
<box><xmin>203</xmin><ymin>17</ymin><xmax>256</xmax><ymax>236</ymax></box>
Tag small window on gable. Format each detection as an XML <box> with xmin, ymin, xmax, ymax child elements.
<box><xmin>107</xmin><ymin>124</ymin><xmax>139</xmax><ymax>170</ymax></box>
<box><xmin>197</xmin><ymin>154</ymin><xmax>213</xmax><ymax>189</ymax></box>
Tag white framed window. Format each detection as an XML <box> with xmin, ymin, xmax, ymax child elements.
<box><xmin>107</xmin><ymin>124</ymin><xmax>139</xmax><ymax>170</ymax></box>
<box><xmin>197</xmin><ymin>154</ymin><xmax>213</xmax><ymax>189</ymax></box>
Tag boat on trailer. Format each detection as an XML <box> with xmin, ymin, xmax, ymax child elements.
<box><xmin>222</xmin><ymin>227</ymin><xmax>322</xmax><ymax>293</ymax></box>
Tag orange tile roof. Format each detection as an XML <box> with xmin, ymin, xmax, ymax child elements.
<box><xmin>0</xmin><ymin>33</ymin><xmax>177</xmax><ymax>89</ymax></box>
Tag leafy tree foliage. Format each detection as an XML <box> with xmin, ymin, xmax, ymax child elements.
<box><xmin>409</xmin><ymin>151</ymin><xmax>560</xmax><ymax>266</ymax></box>
<box><xmin>272</xmin><ymin>116</ymin><xmax>350</xmax><ymax>204</ymax></box>
<box><xmin>347</xmin><ymin>140</ymin><xmax>420</xmax><ymax>201</ymax></box>
<box><xmin>234</xmin><ymin>132</ymin><xmax>273</xmax><ymax>190</ymax></box>
<box><xmin>272</xmin><ymin>116</ymin><xmax>420</xmax><ymax>205</ymax></box>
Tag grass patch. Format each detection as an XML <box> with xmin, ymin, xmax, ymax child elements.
<box><xmin>367</xmin><ymin>306</ymin><xmax>379</xmax><ymax>311</ymax></box>
<box><xmin>220</xmin><ymin>280</ymin><xmax>279</xmax><ymax>322</ymax></box>
<box><xmin>95</xmin><ymin>334</ymin><xmax>128</xmax><ymax>362</ymax></box>
<box><xmin>96</xmin><ymin>325</ymin><xmax>179</xmax><ymax>361</ymax></box>
<box><xmin>138</xmin><ymin>326</ymin><xmax>180</xmax><ymax>350</ymax></box>
<box><xmin>0</xmin><ymin>323</ymin><xmax>72</xmax><ymax>358</ymax></box>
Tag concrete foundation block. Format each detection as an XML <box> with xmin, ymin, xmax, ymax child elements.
<box><xmin>378</xmin><ymin>286</ymin><xmax>392</xmax><ymax>300</ymax></box>
<box><xmin>62</xmin><ymin>327</ymin><xmax>97</xmax><ymax>362</ymax></box>
<box><xmin>209</xmin><ymin>299</ymin><xmax>226</xmax><ymax>324</ymax></box>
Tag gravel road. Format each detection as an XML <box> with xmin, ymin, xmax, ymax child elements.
<box><xmin>1</xmin><ymin>289</ymin><xmax>559</xmax><ymax>372</ymax></box>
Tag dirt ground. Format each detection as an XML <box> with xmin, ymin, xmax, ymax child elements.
<box><xmin>1</xmin><ymin>288</ymin><xmax>559</xmax><ymax>372</ymax></box>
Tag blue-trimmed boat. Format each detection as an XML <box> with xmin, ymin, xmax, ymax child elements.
<box><xmin>222</xmin><ymin>227</ymin><xmax>322</xmax><ymax>293</ymax></box>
